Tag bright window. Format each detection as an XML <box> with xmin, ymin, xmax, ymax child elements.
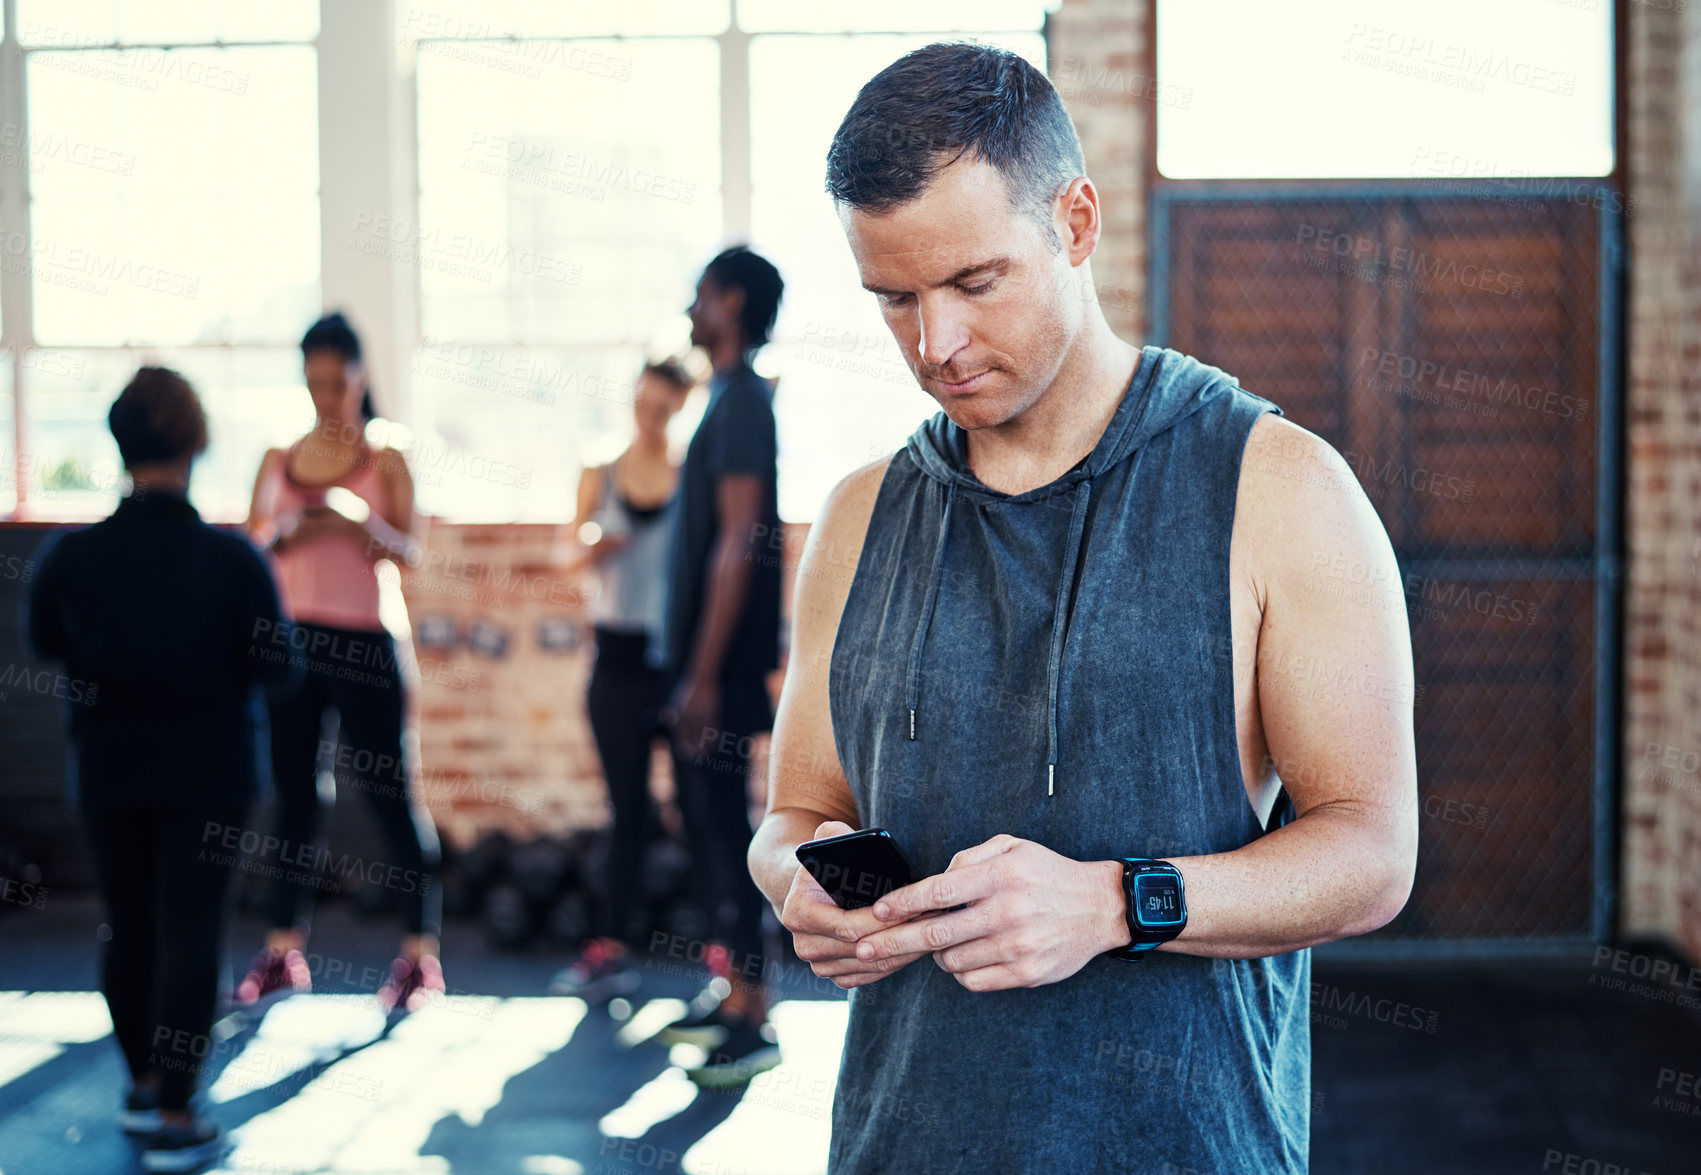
<box><xmin>411</xmin><ymin>36</ymin><xmax>722</xmax><ymax>521</ymax></box>
<box><xmin>15</xmin><ymin>0</ymin><xmax>318</xmax><ymax>45</ymax></box>
<box><xmin>412</xmin><ymin>8</ymin><xmax>1050</xmax><ymax>523</ymax></box>
<box><xmin>1156</xmin><ymin>0</ymin><xmax>1614</xmax><ymax>179</ymax></box>
<box><xmin>5</xmin><ymin>10</ymin><xmax>319</xmax><ymax>521</ymax></box>
<box><xmin>6</xmin><ymin>2</ymin><xmax>1057</xmax><ymax>523</ymax></box>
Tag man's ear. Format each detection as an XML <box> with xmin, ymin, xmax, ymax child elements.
<box><xmin>1057</xmin><ymin>175</ymin><xmax>1101</xmax><ymax>266</ymax></box>
<box><xmin>722</xmin><ymin>284</ymin><xmax>747</xmax><ymax>324</ymax></box>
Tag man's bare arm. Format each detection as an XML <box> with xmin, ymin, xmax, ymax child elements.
<box><xmin>1148</xmin><ymin>414</ymin><xmax>1419</xmax><ymax>956</ymax></box>
<box><xmin>750</xmin><ymin>457</ymin><xmax>881</xmax><ymax>903</ymax></box>
<box><xmin>748</xmin><ymin>457</ymin><xmax>936</xmax><ymax>988</ymax></box>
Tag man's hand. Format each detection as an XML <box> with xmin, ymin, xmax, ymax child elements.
<box><xmin>662</xmin><ymin>675</ymin><xmax>720</xmax><ymax>759</ymax></box>
<box><xmin>853</xmin><ymin>834</ymin><xmax>1127</xmax><ymax>992</ymax></box>
<box><xmin>781</xmin><ymin>821</ymin><xmax>934</xmax><ymax>989</ymax></box>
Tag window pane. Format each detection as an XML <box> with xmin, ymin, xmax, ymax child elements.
<box><xmin>749</xmin><ymin>33</ymin><xmax>1046</xmax><ymax>522</ymax></box>
<box><xmin>18</xmin><ymin>0</ymin><xmax>317</xmax><ymax>45</ymax></box>
<box><xmin>16</xmin><ymin>348</ymin><xmax>309</xmax><ymax>523</ymax></box>
<box><xmin>407</xmin><ymin>344</ymin><xmax>708</xmax><ymax>523</ymax></box>
<box><xmin>0</xmin><ymin>358</ymin><xmax>14</xmax><ymax>516</ymax></box>
<box><xmin>1157</xmin><ymin>0</ymin><xmax>1613</xmax><ymax>179</ymax></box>
<box><xmin>398</xmin><ymin>0</ymin><xmax>728</xmax><ymax>40</ymax></box>
<box><xmin>15</xmin><ymin>349</ymin><xmax>124</xmax><ymax>522</ymax></box>
<box><xmin>415</xmin><ymin>38</ymin><xmax>720</xmax><ymax>345</ymax></box>
<box><xmin>739</xmin><ymin>0</ymin><xmax>1051</xmax><ymax>33</ymax></box>
<box><xmin>27</xmin><ymin>46</ymin><xmax>320</xmax><ymax>346</ymax></box>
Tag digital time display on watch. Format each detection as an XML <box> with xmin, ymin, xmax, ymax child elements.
<box><xmin>1133</xmin><ymin>872</ymin><xmax>1185</xmax><ymax>929</ymax></box>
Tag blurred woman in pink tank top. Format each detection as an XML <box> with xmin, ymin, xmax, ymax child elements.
<box><xmin>238</xmin><ymin>312</ymin><xmax>444</xmax><ymax>1014</ymax></box>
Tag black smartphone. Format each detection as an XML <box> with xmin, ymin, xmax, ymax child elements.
<box><xmin>795</xmin><ymin>828</ymin><xmax>921</xmax><ymax>911</ymax></box>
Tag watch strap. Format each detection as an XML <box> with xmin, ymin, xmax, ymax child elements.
<box><xmin>1104</xmin><ymin>857</ymin><xmax>1186</xmax><ymax>963</ymax></box>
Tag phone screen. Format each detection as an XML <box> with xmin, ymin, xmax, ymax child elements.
<box><xmin>795</xmin><ymin>828</ymin><xmax>920</xmax><ymax>911</ymax></box>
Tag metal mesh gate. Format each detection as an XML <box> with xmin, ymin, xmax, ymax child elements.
<box><xmin>1151</xmin><ymin>184</ymin><xmax>1622</xmax><ymax>951</ymax></box>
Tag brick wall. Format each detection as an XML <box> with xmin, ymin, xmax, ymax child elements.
<box><xmin>398</xmin><ymin>522</ymin><xmax>605</xmax><ymax>846</ymax></box>
<box><xmin>1047</xmin><ymin>0</ymin><xmax>1150</xmax><ymax>341</ymax></box>
<box><xmin>399</xmin><ymin>521</ymin><xmax>800</xmax><ymax>847</ymax></box>
<box><xmin>1623</xmin><ymin>0</ymin><xmax>1701</xmax><ymax>962</ymax></box>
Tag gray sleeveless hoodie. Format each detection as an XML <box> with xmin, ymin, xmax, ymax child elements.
<box><xmin>826</xmin><ymin>345</ymin><xmax>1309</xmax><ymax>1175</ymax></box>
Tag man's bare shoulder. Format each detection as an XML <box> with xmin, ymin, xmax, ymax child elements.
<box><xmin>1242</xmin><ymin>411</ymin><xmax>1347</xmax><ymax>480</ymax></box>
<box><xmin>1239</xmin><ymin>412</ymin><xmax>1370</xmax><ymax>521</ymax></box>
<box><xmin>1237</xmin><ymin>410</ymin><xmax>1398</xmax><ymax>604</ymax></box>
<box><xmin>814</xmin><ymin>455</ymin><xmax>892</xmax><ymax>547</ymax></box>
<box><xmin>797</xmin><ymin>455</ymin><xmax>893</xmax><ymax>606</ymax></box>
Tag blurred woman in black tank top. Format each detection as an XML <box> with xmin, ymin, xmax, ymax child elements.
<box><xmin>549</xmin><ymin>361</ymin><xmax>692</xmax><ymax>1000</ymax></box>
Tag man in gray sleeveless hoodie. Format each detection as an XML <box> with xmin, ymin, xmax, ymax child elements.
<box><xmin>749</xmin><ymin>43</ymin><xmax>1419</xmax><ymax>1175</ymax></box>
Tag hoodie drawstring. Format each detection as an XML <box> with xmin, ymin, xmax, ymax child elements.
<box><xmin>903</xmin><ymin>476</ymin><xmax>1094</xmax><ymax>798</ymax></box>
<box><xmin>905</xmin><ymin>482</ymin><xmax>956</xmax><ymax>740</ymax></box>
<box><xmin>1045</xmin><ymin>479</ymin><xmax>1094</xmax><ymax>795</ymax></box>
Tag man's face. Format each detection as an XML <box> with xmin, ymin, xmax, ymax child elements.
<box><xmin>687</xmin><ymin>275</ymin><xmax>738</xmax><ymax>351</ymax></box>
<box><xmin>842</xmin><ymin>155</ymin><xmax>1081</xmax><ymax>432</ymax></box>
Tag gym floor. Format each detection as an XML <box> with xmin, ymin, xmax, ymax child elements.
<box><xmin>1</xmin><ymin>895</ymin><xmax>1698</xmax><ymax>1175</ymax></box>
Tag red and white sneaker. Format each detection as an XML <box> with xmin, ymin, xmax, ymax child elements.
<box><xmin>234</xmin><ymin>946</ymin><xmax>311</xmax><ymax>1005</ymax></box>
<box><xmin>547</xmin><ymin>940</ymin><xmax>642</xmax><ymax>1003</ymax></box>
<box><xmin>377</xmin><ymin>954</ymin><xmax>446</xmax><ymax>1014</ymax></box>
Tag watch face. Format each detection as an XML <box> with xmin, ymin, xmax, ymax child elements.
<box><xmin>1133</xmin><ymin>873</ymin><xmax>1185</xmax><ymax>929</ymax></box>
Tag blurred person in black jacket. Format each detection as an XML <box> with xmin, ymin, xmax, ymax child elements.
<box><xmin>24</xmin><ymin>366</ymin><xmax>296</xmax><ymax>1173</ymax></box>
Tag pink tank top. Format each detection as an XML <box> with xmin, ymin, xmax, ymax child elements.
<box><xmin>258</xmin><ymin>439</ymin><xmax>391</xmax><ymax>630</ymax></box>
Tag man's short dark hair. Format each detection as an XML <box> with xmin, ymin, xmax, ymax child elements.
<box><xmin>826</xmin><ymin>42</ymin><xmax>1085</xmax><ymax>246</ymax></box>
<box><xmin>641</xmin><ymin>359</ymin><xmax>694</xmax><ymax>391</ymax></box>
<box><xmin>702</xmin><ymin>246</ymin><xmax>784</xmax><ymax>350</ymax></box>
<box><xmin>108</xmin><ymin>366</ymin><xmax>208</xmax><ymax>469</ymax></box>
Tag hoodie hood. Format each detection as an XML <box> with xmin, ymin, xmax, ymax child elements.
<box><xmin>904</xmin><ymin>345</ymin><xmax>1240</xmax><ymax>498</ymax></box>
<box><xmin>896</xmin><ymin>345</ymin><xmax>1249</xmax><ymax>796</ymax></box>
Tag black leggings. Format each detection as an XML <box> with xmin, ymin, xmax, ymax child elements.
<box><xmin>81</xmin><ymin>800</ymin><xmax>248</xmax><ymax>1112</ymax></box>
<box><xmin>264</xmin><ymin>622</ymin><xmax>441</xmax><ymax>938</ymax></box>
<box><xmin>585</xmin><ymin>627</ymin><xmax>669</xmax><ymax>948</ymax></box>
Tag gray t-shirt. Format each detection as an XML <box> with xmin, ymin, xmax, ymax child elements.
<box><xmin>655</xmin><ymin>363</ymin><xmax>782</xmax><ymax>725</ymax></box>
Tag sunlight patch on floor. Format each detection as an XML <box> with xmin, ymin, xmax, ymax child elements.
<box><xmin>210</xmin><ymin>996</ymin><xmax>586</xmax><ymax>1175</ymax></box>
<box><xmin>679</xmin><ymin>1001</ymin><xmax>847</xmax><ymax>1175</ymax></box>
<box><xmin>597</xmin><ymin>1064</ymin><xmax>701</xmax><ymax>1139</ymax></box>
<box><xmin>208</xmin><ymin>995</ymin><xmax>388</xmax><ymax>1105</ymax></box>
<box><xmin>613</xmin><ymin>997</ymin><xmax>688</xmax><ymax>1050</ymax></box>
<box><xmin>0</xmin><ymin>992</ymin><xmax>113</xmax><ymax>1098</ymax></box>
<box><xmin>0</xmin><ymin>991</ymin><xmax>113</xmax><ymax>1043</ymax></box>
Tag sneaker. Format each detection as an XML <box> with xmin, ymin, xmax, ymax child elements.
<box><xmin>233</xmin><ymin>946</ymin><xmax>311</xmax><ymax>1005</ymax></box>
<box><xmin>141</xmin><ymin>1116</ymin><xmax>222</xmax><ymax>1172</ymax></box>
<box><xmin>377</xmin><ymin>954</ymin><xmax>446</xmax><ymax>1015</ymax></box>
<box><xmin>682</xmin><ymin>1017</ymin><xmax>782</xmax><ymax>1088</ymax></box>
<box><xmin>657</xmin><ymin>978</ymin><xmax>735</xmax><ymax>1047</ymax></box>
<box><xmin>117</xmin><ymin>1084</ymin><xmax>163</xmax><ymax>1135</ymax></box>
<box><xmin>548</xmin><ymin>940</ymin><xmax>642</xmax><ymax>1003</ymax></box>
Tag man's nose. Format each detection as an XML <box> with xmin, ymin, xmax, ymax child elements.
<box><xmin>917</xmin><ymin>298</ymin><xmax>970</xmax><ymax>369</ymax></box>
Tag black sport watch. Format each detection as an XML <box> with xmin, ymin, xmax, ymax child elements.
<box><xmin>1103</xmin><ymin>858</ymin><xmax>1188</xmax><ymax>963</ymax></box>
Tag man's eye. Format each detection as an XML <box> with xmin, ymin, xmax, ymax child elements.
<box><xmin>878</xmin><ymin>292</ymin><xmax>912</xmax><ymax>308</ymax></box>
<box><xmin>961</xmin><ymin>280</ymin><xmax>995</xmax><ymax>296</ymax></box>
